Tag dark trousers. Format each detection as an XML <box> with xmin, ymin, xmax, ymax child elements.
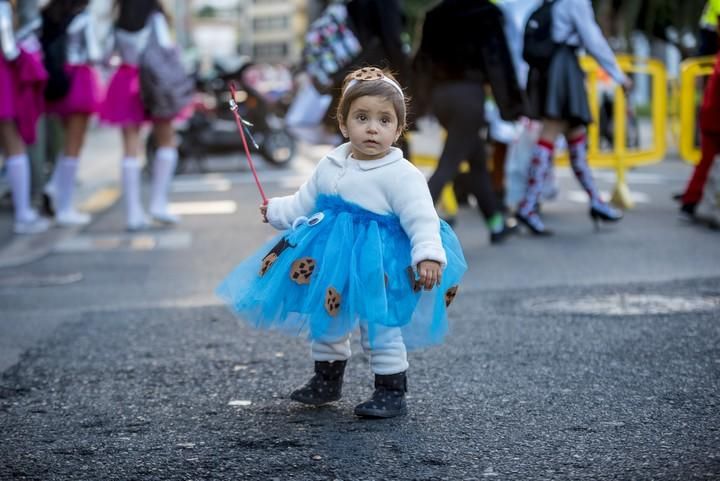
<box><xmin>427</xmin><ymin>82</ymin><xmax>497</xmax><ymax>219</ymax></box>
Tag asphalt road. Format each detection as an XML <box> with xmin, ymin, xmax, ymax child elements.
<box><xmin>1</xmin><ymin>278</ymin><xmax>718</xmax><ymax>480</ymax></box>
<box><xmin>1</xmin><ymin>142</ymin><xmax>719</xmax><ymax>480</ymax></box>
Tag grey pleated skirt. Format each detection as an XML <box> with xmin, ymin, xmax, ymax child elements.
<box><xmin>526</xmin><ymin>45</ymin><xmax>592</xmax><ymax>126</ymax></box>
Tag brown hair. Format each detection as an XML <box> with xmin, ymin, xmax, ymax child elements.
<box><xmin>336</xmin><ymin>67</ymin><xmax>407</xmax><ymax>133</ymax></box>
<box><xmin>114</xmin><ymin>0</ymin><xmax>169</xmax><ymax>32</ymax></box>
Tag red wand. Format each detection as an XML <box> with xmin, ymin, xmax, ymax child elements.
<box><xmin>228</xmin><ymin>82</ymin><xmax>268</xmax><ymax>205</ymax></box>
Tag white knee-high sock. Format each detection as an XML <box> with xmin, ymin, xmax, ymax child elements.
<box><xmin>55</xmin><ymin>156</ymin><xmax>80</xmax><ymax>215</ymax></box>
<box><xmin>150</xmin><ymin>147</ymin><xmax>178</xmax><ymax>214</ymax></box>
<box><xmin>6</xmin><ymin>154</ymin><xmax>34</xmax><ymax>222</ymax></box>
<box><xmin>122</xmin><ymin>157</ymin><xmax>144</xmax><ymax>224</ymax></box>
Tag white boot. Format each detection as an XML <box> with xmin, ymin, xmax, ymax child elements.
<box><xmin>54</xmin><ymin>156</ymin><xmax>91</xmax><ymax>226</ymax></box>
<box><xmin>122</xmin><ymin>157</ymin><xmax>150</xmax><ymax>231</ymax></box>
<box><xmin>7</xmin><ymin>154</ymin><xmax>51</xmax><ymax>234</ymax></box>
<box><xmin>149</xmin><ymin>147</ymin><xmax>180</xmax><ymax>225</ymax></box>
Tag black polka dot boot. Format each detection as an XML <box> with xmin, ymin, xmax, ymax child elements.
<box><xmin>354</xmin><ymin>371</ymin><xmax>408</xmax><ymax>419</ymax></box>
<box><xmin>289</xmin><ymin>360</ymin><xmax>347</xmax><ymax>406</ymax></box>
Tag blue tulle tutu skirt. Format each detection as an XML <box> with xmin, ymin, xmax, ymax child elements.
<box><xmin>216</xmin><ymin>194</ymin><xmax>467</xmax><ymax>349</ymax></box>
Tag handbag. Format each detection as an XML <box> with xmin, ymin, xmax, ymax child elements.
<box><xmin>504</xmin><ymin>119</ymin><xmax>558</xmax><ymax>206</ymax></box>
<box><xmin>138</xmin><ymin>25</ymin><xmax>194</xmax><ymax>118</ymax></box>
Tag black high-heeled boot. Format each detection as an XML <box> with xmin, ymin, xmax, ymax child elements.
<box><xmin>354</xmin><ymin>371</ymin><xmax>407</xmax><ymax>418</ymax></box>
<box><xmin>290</xmin><ymin>360</ymin><xmax>347</xmax><ymax>406</ymax></box>
<box><xmin>589</xmin><ymin>202</ymin><xmax>623</xmax><ymax>230</ymax></box>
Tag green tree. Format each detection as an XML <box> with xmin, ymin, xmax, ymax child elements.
<box><xmin>196</xmin><ymin>5</ymin><xmax>217</xmax><ymax>18</ymax></box>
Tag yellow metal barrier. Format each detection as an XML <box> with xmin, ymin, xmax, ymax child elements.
<box><xmin>573</xmin><ymin>55</ymin><xmax>667</xmax><ymax>208</ymax></box>
<box><xmin>410</xmin><ymin>55</ymin><xmax>668</xmax><ymax>213</ymax></box>
<box><xmin>678</xmin><ymin>56</ymin><xmax>716</xmax><ymax>165</ymax></box>
<box><xmin>668</xmin><ymin>78</ymin><xmax>681</xmax><ymax>149</ymax></box>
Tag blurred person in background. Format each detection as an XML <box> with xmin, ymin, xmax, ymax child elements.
<box><xmin>486</xmin><ymin>0</ymin><xmax>541</xmax><ymax>212</ymax></box>
<box><xmin>41</xmin><ymin>0</ymin><xmax>103</xmax><ymax>226</ymax></box>
<box><xmin>412</xmin><ymin>0</ymin><xmax>525</xmax><ymax>244</ymax></box>
<box><xmin>0</xmin><ymin>0</ymin><xmax>50</xmax><ymax>234</ymax></box>
<box><xmin>698</xmin><ymin>0</ymin><xmax>720</xmax><ymax>56</ymax></box>
<box><xmin>16</xmin><ymin>0</ymin><xmax>58</xmax><ymax>210</ymax></box>
<box><xmin>517</xmin><ymin>0</ymin><xmax>632</xmax><ymax>235</ymax></box>
<box><xmin>679</xmin><ymin>12</ymin><xmax>720</xmax><ymax>222</ymax></box>
<box><xmin>315</xmin><ymin>0</ymin><xmax>410</xmax><ymax>151</ymax></box>
<box><xmin>100</xmin><ymin>0</ymin><xmax>184</xmax><ymax>231</ymax></box>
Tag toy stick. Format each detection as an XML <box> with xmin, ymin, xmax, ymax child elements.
<box><xmin>228</xmin><ymin>82</ymin><xmax>268</xmax><ymax>204</ymax></box>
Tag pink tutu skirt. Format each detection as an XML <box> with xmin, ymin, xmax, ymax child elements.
<box><xmin>0</xmin><ymin>55</ymin><xmax>17</xmax><ymax>120</ymax></box>
<box><xmin>0</xmin><ymin>49</ymin><xmax>47</xmax><ymax>144</ymax></box>
<box><xmin>99</xmin><ymin>64</ymin><xmax>146</xmax><ymax>125</ymax></box>
<box><xmin>46</xmin><ymin>64</ymin><xmax>103</xmax><ymax>117</ymax></box>
<box><xmin>99</xmin><ymin>64</ymin><xmax>193</xmax><ymax>125</ymax></box>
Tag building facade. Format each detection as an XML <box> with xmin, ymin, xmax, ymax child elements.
<box><xmin>192</xmin><ymin>0</ymin><xmax>308</xmax><ymax>64</ymax></box>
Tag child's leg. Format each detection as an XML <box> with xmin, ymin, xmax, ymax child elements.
<box><xmin>311</xmin><ymin>336</ymin><xmax>351</xmax><ymax>362</ymax></box>
<box><xmin>52</xmin><ymin>114</ymin><xmax>91</xmax><ymax>225</ymax></box>
<box><xmin>354</xmin><ymin>323</ymin><xmax>408</xmax><ymax>418</ymax></box>
<box><xmin>149</xmin><ymin>120</ymin><xmax>180</xmax><ymax>224</ymax></box>
<box><xmin>359</xmin><ymin>324</ymin><xmax>408</xmax><ymax>375</ymax></box>
<box><xmin>289</xmin><ymin>336</ymin><xmax>350</xmax><ymax>406</ymax></box>
<box><xmin>1</xmin><ymin>120</ymin><xmax>50</xmax><ymax>234</ymax></box>
<box><xmin>121</xmin><ymin>125</ymin><xmax>149</xmax><ymax>230</ymax></box>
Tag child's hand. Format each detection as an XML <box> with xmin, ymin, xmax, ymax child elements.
<box><xmin>417</xmin><ymin>260</ymin><xmax>442</xmax><ymax>290</ymax></box>
<box><xmin>260</xmin><ymin>204</ymin><xmax>268</xmax><ymax>223</ymax></box>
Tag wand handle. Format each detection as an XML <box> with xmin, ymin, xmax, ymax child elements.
<box><xmin>228</xmin><ymin>82</ymin><xmax>268</xmax><ymax>205</ymax></box>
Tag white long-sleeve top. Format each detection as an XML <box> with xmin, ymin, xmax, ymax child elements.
<box><xmin>0</xmin><ymin>0</ymin><xmax>19</xmax><ymax>61</ymax></box>
<box><xmin>552</xmin><ymin>0</ymin><xmax>626</xmax><ymax>84</ymax></box>
<box><xmin>495</xmin><ymin>0</ymin><xmax>541</xmax><ymax>87</ymax></box>
<box><xmin>65</xmin><ymin>10</ymin><xmax>102</xmax><ymax>65</ymax></box>
<box><xmin>109</xmin><ymin>12</ymin><xmax>172</xmax><ymax>66</ymax></box>
<box><xmin>266</xmin><ymin>143</ymin><xmax>448</xmax><ymax>268</ymax></box>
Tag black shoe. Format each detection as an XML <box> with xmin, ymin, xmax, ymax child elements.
<box><xmin>515</xmin><ymin>211</ymin><xmax>553</xmax><ymax>236</ymax></box>
<box><xmin>41</xmin><ymin>192</ymin><xmax>55</xmax><ymax>217</ymax></box>
<box><xmin>589</xmin><ymin>202</ymin><xmax>623</xmax><ymax>230</ymax></box>
<box><xmin>354</xmin><ymin>371</ymin><xmax>408</xmax><ymax>419</ymax></box>
<box><xmin>679</xmin><ymin>202</ymin><xmax>697</xmax><ymax>218</ymax></box>
<box><xmin>290</xmin><ymin>360</ymin><xmax>346</xmax><ymax>406</ymax></box>
<box><xmin>489</xmin><ymin>222</ymin><xmax>517</xmax><ymax>244</ymax></box>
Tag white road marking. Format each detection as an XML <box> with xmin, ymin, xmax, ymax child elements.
<box><xmin>567</xmin><ymin>190</ymin><xmax>651</xmax><ymax>204</ymax></box>
<box><xmin>172</xmin><ymin>177</ymin><xmax>232</xmax><ymax>193</ymax></box>
<box><xmin>168</xmin><ymin>201</ymin><xmax>237</xmax><ymax>215</ymax></box>
<box><xmin>53</xmin><ymin>231</ymin><xmax>192</xmax><ymax>253</ymax></box>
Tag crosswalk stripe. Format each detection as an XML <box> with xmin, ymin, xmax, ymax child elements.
<box><xmin>168</xmin><ymin>201</ymin><xmax>237</xmax><ymax>215</ymax></box>
<box><xmin>53</xmin><ymin>231</ymin><xmax>192</xmax><ymax>253</ymax></box>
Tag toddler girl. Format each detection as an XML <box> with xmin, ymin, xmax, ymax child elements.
<box><xmin>217</xmin><ymin>67</ymin><xmax>467</xmax><ymax>418</ymax></box>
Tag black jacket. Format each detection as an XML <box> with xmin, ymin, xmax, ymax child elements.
<box><xmin>332</xmin><ymin>0</ymin><xmax>409</xmax><ymax>85</ymax></box>
<box><xmin>412</xmin><ymin>0</ymin><xmax>526</xmax><ymax>121</ymax></box>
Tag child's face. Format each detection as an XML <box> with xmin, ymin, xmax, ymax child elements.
<box><xmin>340</xmin><ymin>95</ymin><xmax>401</xmax><ymax>160</ymax></box>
